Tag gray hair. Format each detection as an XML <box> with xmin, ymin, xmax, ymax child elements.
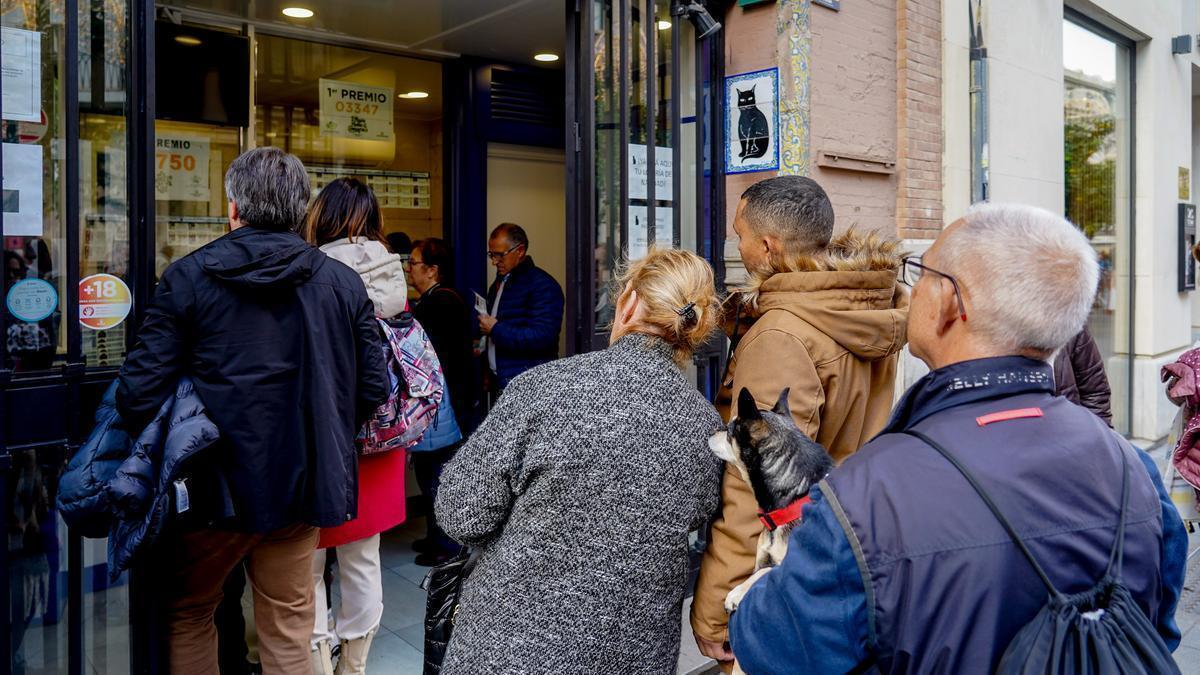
<box><xmin>491</xmin><ymin>222</ymin><xmax>529</xmax><ymax>250</ymax></box>
<box><xmin>740</xmin><ymin>176</ymin><xmax>834</xmax><ymax>252</ymax></box>
<box><xmin>223</xmin><ymin>147</ymin><xmax>311</xmax><ymax>231</ymax></box>
<box><xmin>937</xmin><ymin>203</ymin><xmax>1099</xmax><ymax>355</ymax></box>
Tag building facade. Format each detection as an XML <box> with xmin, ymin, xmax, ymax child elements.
<box><xmin>945</xmin><ymin>0</ymin><xmax>1200</xmax><ymax>441</ymax></box>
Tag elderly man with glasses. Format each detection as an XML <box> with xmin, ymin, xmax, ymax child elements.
<box><xmin>479</xmin><ymin>223</ymin><xmax>564</xmax><ymax>394</ymax></box>
<box><xmin>725</xmin><ymin>203</ymin><xmax>1188</xmax><ymax>674</ymax></box>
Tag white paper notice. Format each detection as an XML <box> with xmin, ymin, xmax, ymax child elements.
<box><xmin>154</xmin><ymin>135</ymin><xmax>211</xmax><ymax>202</ymax></box>
<box><xmin>474</xmin><ymin>292</ymin><xmax>490</xmax><ymax>317</ymax></box>
<box><xmin>627</xmin><ymin>205</ymin><xmax>673</xmax><ymax>260</ymax></box>
<box><xmin>628</xmin><ymin>143</ymin><xmax>673</xmax><ymax>201</ymax></box>
<box><xmin>2</xmin><ymin>27</ymin><xmax>41</xmax><ymax>122</ymax></box>
<box><xmin>319</xmin><ymin>78</ymin><xmax>395</xmax><ymax>141</ymax></box>
<box><xmin>2</xmin><ymin>143</ymin><xmax>44</xmax><ymax>236</ymax></box>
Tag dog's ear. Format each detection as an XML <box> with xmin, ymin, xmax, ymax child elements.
<box><xmin>772</xmin><ymin>388</ymin><xmax>791</xmax><ymax>417</ymax></box>
<box><xmin>737</xmin><ymin>388</ymin><xmax>761</xmax><ymax>421</ymax></box>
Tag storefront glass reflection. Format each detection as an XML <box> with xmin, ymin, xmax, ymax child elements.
<box><xmin>1062</xmin><ymin>19</ymin><xmax>1132</xmax><ymax>433</ymax></box>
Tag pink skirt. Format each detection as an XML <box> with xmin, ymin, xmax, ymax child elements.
<box><xmin>318</xmin><ymin>450</ymin><xmax>407</xmax><ymax>549</ymax></box>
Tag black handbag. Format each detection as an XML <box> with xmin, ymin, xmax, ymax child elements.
<box><xmin>906</xmin><ymin>430</ymin><xmax>1180</xmax><ymax>675</ymax></box>
<box><xmin>419</xmin><ymin>547</ymin><xmax>480</xmax><ymax>675</ymax></box>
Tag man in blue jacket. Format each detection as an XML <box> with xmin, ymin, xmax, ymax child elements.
<box><xmin>728</xmin><ymin>203</ymin><xmax>1188</xmax><ymax>674</ymax></box>
<box><xmin>479</xmin><ymin>223</ymin><xmax>564</xmax><ymax>391</ymax></box>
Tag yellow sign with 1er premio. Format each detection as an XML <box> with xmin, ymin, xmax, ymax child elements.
<box><xmin>319</xmin><ymin>78</ymin><xmax>394</xmax><ymax>141</ymax></box>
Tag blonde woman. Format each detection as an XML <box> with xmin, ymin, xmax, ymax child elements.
<box><xmin>435</xmin><ymin>249</ymin><xmax>724</xmax><ymax>674</ymax></box>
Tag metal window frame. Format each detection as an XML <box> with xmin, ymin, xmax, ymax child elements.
<box><xmin>1064</xmin><ymin>6</ymin><xmax>1136</xmax><ymax>437</ymax></box>
<box><xmin>572</xmin><ymin>0</ymin><xmax>721</xmax><ymax>353</ymax></box>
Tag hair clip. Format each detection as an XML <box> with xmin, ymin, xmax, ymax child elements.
<box><xmin>675</xmin><ymin>302</ymin><xmax>697</xmax><ymax>324</ymax></box>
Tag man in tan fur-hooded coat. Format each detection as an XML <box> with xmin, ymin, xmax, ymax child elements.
<box><xmin>691</xmin><ymin>176</ymin><xmax>909</xmax><ymax>669</ymax></box>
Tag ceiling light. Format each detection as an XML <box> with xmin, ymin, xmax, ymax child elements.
<box><xmin>399</xmin><ymin>91</ymin><xmax>429</xmax><ymax>99</ymax></box>
<box><xmin>174</xmin><ymin>35</ymin><xmax>202</xmax><ymax>46</ymax></box>
<box><xmin>281</xmin><ymin>7</ymin><xmax>314</xmax><ymax>18</ymax></box>
<box><xmin>657</xmin><ymin>20</ymin><xmax>672</xmax><ymax>30</ymax></box>
<box><xmin>534</xmin><ymin>52</ymin><xmax>559</xmax><ymax>63</ymax></box>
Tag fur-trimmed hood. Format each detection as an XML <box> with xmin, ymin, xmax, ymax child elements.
<box><xmin>749</xmin><ymin>229</ymin><xmax>908</xmax><ymax>360</ymax></box>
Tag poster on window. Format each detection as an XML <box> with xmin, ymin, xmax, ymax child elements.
<box><xmin>627</xmin><ymin>205</ymin><xmax>673</xmax><ymax>260</ymax></box>
<box><xmin>2</xmin><ymin>142</ymin><xmax>43</xmax><ymax>236</ymax></box>
<box><xmin>155</xmin><ymin>135</ymin><xmax>211</xmax><ymax>202</ymax></box>
<box><xmin>724</xmin><ymin>68</ymin><xmax>779</xmax><ymax>174</ymax></box>
<box><xmin>319</xmin><ymin>79</ymin><xmax>394</xmax><ymax>141</ymax></box>
<box><xmin>2</xmin><ymin>27</ymin><xmax>41</xmax><ymax>122</ymax></box>
<box><xmin>628</xmin><ymin>144</ymin><xmax>673</xmax><ymax>201</ymax></box>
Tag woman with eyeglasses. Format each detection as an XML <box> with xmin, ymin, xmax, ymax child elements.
<box><xmin>435</xmin><ymin>248</ymin><xmax>724</xmax><ymax>675</ymax></box>
<box><xmin>406</xmin><ymin>238</ymin><xmax>478</xmax><ymax>566</ymax></box>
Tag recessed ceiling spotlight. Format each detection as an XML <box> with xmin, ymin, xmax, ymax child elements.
<box><xmin>657</xmin><ymin>20</ymin><xmax>672</xmax><ymax>30</ymax></box>
<box><xmin>282</xmin><ymin>7</ymin><xmax>314</xmax><ymax>18</ymax></box>
<box><xmin>534</xmin><ymin>52</ymin><xmax>559</xmax><ymax>63</ymax></box>
<box><xmin>174</xmin><ymin>35</ymin><xmax>202</xmax><ymax>46</ymax></box>
<box><xmin>399</xmin><ymin>91</ymin><xmax>430</xmax><ymax>99</ymax></box>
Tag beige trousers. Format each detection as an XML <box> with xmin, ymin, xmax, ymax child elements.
<box><xmin>162</xmin><ymin>523</ymin><xmax>319</xmax><ymax>674</ymax></box>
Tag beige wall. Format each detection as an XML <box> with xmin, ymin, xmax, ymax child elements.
<box><xmin>486</xmin><ymin>143</ymin><xmax>567</xmax><ymax>356</ymax></box>
<box><xmin>386</xmin><ymin>118</ymin><xmax>444</xmax><ymax>242</ymax></box>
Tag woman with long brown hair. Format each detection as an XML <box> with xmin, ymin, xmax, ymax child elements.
<box><xmin>303</xmin><ymin>177</ymin><xmax>406</xmax><ymax>675</ymax></box>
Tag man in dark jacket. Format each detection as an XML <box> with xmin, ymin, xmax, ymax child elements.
<box><xmin>116</xmin><ymin>147</ymin><xmax>389</xmax><ymax>673</ymax></box>
<box><xmin>728</xmin><ymin>203</ymin><xmax>1188</xmax><ymax>674</ymax></box>
<box><xmin>1053</xmin><ymin>326</ymin><xmax>1113</xmax><ymax>425</ymax></box>
<box><xmin>478</xmin><ymin>223</ymin><xmax>564</xmax><ymax>390</ymax></box>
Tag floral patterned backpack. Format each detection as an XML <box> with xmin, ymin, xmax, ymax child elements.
<box><xmin>358</xmin><ymin>313</ymin><xmax>444</xmax><ymax>454</ymax></box>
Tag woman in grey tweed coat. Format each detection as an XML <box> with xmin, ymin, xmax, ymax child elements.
<box><xmin>435</xmin><ymin>249</ymin><xmax>725</xmax><ymax>674</ymax></box>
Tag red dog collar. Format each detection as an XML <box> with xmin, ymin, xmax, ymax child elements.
<box><xmin>758</xmin><ymin>495</ymin><xmax>811</xmax><ymax>531</ymax></box>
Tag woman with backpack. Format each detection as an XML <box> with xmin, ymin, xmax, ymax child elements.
<box><xmin>407</xmin><ymin>238</ymin><xmax>477</xmax><ymax>566</ymax></box>
<box><xmin>303</xmin><ymin>178</ymin><xmax>408</xmax><ymax>675</ymax></box>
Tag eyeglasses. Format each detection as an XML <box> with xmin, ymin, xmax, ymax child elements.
<box><xmin>487</xmin><ymin>244</ymin><xmax>522</xmax><ymax>262</ymax></box>
<box><xmin>899</xmin><ymin>256</ymin><xmax>968</xmax><ymax>322</ymax></box>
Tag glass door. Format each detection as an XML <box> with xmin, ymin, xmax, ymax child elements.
<box><xmin>571</xmin><ymin>0</ymin><xmax>723</xmax><ymax>391</ymax></box>
<box><xmin>1062</xmin><ymin>14</ymin><xmax>1133</xmax><ymax>434</ymax></box>
<box><xmin>3</xmin><ymin>0</ymin><xmax>150</xmax><ymax>673</ymax></box>
<box><xmin>568</xmin><ymin>0</ymin><xmax>720</xmax><ymax>389</ymax></box>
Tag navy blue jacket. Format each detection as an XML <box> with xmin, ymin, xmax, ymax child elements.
<box><xmin>486</xmin><ymin>257</ymin><xmax>564</xmax><ymax>386</ymax></box>
<box><xmin>116</xmin><ymin>227</ymin><xmax>389</xmax><ymax>532</ymax></box>
<box><xmin>730</xmin><ymin>356</ymin><xmax>1188</xmax><ymax>675</ymax></box>
<box><xmin>58</xmin><ymin>379</ymin><xmax>220</xmax><ymax>581</ymax></box>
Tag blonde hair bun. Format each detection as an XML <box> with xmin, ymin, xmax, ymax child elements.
<box><xmin>614</xmin><ymin>249</ymin><xmax>719</xmax><ymax>363</ymax></box>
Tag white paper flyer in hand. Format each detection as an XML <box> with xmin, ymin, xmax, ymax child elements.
<box><xmin>474</xmin><ymin>292</ymin><xmax>490</xmax><ymax>316</ymax></box>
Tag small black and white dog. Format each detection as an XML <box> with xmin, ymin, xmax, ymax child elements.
<box><xmin>709</xmin><ymin>387</ymin><xmax>834</xmax><ymax>617</ymax></box>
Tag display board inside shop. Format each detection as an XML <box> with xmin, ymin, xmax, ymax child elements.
<box><xmin>307</xmin><ymin>166</ymin><xmax>430</xmax><ymax>210</ymax></box>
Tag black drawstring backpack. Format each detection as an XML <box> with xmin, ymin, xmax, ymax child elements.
<box><xmin>906</xmin><ymin>430</ymin><xmax>1180</xmax><ymax>675</ymax></box>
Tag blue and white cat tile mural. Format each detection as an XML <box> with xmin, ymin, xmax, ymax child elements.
<box><xmin>724</xmin><ymin>68</ymin><xmax>780</xmax><ymax>174</ymax></box>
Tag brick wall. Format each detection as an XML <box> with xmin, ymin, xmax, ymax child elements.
<box><xmin>896</xmin><ymin>0</ymin><xmax>944</xmax><ymax>239</ymax></box>
<box><xmin>721</xmin><ymin>0</ymin><xmax>944</xmax><ymax>256</ymax></box>
<box><xmin>809</xmin><ymin>0</ymin><xmax>898</xmax><ymax>235</ymax></box>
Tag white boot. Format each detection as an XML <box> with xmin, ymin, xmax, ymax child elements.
<box><xmin>310</xmin><ymin>640</ymin><xmax>334</xmax><ymax>675</ymax></box>
<box><xmin>333</xmin><ymin>629</ymin><xmax>376</xmax><ymax>675</ymax></box>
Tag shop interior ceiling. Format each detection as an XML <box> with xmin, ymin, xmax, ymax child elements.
<box><xmin>160</xmin><ymin>0</ymin><xmax>564</xmax><ymax>123</ymax></box>
<box><xmin>159</xmin><ymin>0</ymin><xmax>565</xmax><ymax>64</ymax></box>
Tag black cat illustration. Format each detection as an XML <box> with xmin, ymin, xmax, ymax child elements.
<box><xmin>737</xmin><ymin>85</ymin><xmax>770</xmax><ymax>161</ymax></box>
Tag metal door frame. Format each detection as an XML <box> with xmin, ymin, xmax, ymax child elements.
<box><xmin>567</xmin><ymin>0</ymin><xmax>725</xmax><ymax>389</ymax></box>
